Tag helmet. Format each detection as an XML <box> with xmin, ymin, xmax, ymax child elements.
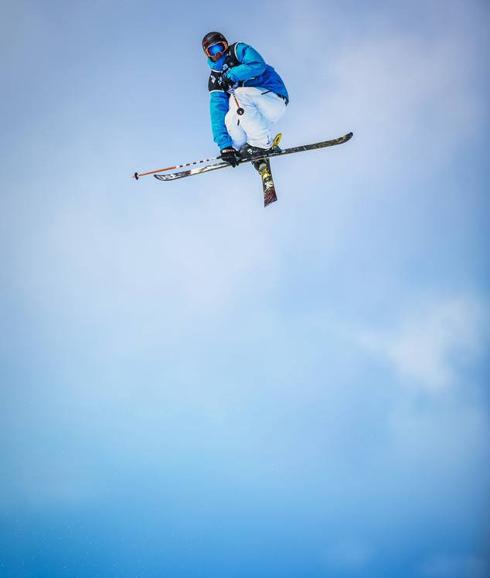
<box><xmin>202</xmin><ymin>31</ymin><xmax>228</xmax><ymax>61</ymax></box>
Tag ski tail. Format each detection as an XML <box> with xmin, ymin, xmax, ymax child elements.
<box><xmin>257</xmin><ymin>158</ymin><xmax>277</xmax><ymax>207</ymax></box>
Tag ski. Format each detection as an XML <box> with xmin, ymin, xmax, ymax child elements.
<box><xmin>257</xmin><ymin>158</ymin><xmax>277</xmax><ymax>207</ymax></box>
<box><xmin>253</xmin><ymin>132</ymin><xmax>281</xmax><ymax>207</ymax></box>
<box><xmin>152</xmin><ymin>132</ymin><xmax>353</xmax><ymax>182</ymax></box>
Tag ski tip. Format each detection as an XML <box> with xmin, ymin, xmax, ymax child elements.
<box><xmin>346</xmin><ymin>131</ymin><xmax>354</xmax><ymax>140</ymax></box>
<box><xmin>272</xmin><ymin>133</ymin><xmax>283</xmax><ymax>148</ymax></box>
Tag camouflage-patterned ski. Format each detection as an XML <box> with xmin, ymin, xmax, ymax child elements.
<box><xmin>257</xmin><ymin>158</ymin><xmax>277</xmax><ymax>207</ymax></box>
<box><xmin>254</xmin><ymin>132</ymin><xmax>281</xmax><ymax>207</ymax></box>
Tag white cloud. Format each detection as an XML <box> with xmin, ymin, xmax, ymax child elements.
<box><xmin>356</xmin><ymin>296</ymin><xmax>486</xmax><ymax>392</ymax></box>
<box><xmin>10</xmin><ymin>184</ymin><xmax>280</xmax><ymax>354</ymax></box>
<box><xmin>279</xmin><ymin>0</ymin><xmax>489</xmax><ymax>191</ymax></box>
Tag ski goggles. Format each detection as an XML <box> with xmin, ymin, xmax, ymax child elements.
<box><xmin>205</xmin><ymin>42</ymin><xmax>227</xmax><ymax>59</ymax></box>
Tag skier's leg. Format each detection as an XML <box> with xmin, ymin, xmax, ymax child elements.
<box><xmin>233</xmin><ymin>87</ymin><xmax>287</xmax><ymax>149</ymax></box>
<box><xmin>225</xmin><ymin>101</ymin><xmax>247</xmax><ymax>150</ymax></box>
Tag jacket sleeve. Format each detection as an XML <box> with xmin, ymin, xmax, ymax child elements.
<box><xmin>226</xmin><ymin>43</ymin><xmax>266</xmax><ymax>83</ymax></box>
<box><xmin>209</xmin><ymin>90</ymin><xmax>232</xmax><ymax>149</ymax></box>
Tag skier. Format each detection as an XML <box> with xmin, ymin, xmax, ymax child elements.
<box><xmin>202</xmin><ymin>31</ymin><xmax>289</xmax><ymax>204</ymax></box>
<box><xmin>132</xmin><ymin>36</ymin><xmax>353</xmax><ymax>207</ymax></box>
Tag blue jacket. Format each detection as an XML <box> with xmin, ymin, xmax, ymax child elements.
<box><xmin>207</xmin><ymin>42</ymin><xmax>289</xmax><ymax>150</ymax></box>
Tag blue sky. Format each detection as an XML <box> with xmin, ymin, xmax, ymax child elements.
<box><xmin>1</xmin><ymin>1</ymin><xmax>489</xmax><ymax>577</ymax></box>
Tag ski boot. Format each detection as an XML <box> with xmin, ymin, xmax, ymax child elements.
<box><xmin>239</xmin><ymin>133</ymin><xmax>282</xmax><ymax>167</ymax></box>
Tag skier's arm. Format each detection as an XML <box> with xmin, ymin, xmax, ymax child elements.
<box><xmin>225</xmin><ymin>43</ymin><xmax>266</xmax><ymax>83</ymax></box>
<box><xmin>209</xmin><ymin>90</ymin><xmax>233</xmax><ymax>149</ymax></box>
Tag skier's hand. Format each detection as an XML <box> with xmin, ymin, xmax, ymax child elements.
<box><xmin>220</xmin><ymin>147</ymin><xmax>240</xmax><ymax>167</ymax></box>
<box><xmin>220</xmin><ymin>72</ymin><xmax>238</xmax><ymax>92</ymax></box>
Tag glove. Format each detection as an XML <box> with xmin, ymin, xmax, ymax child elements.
<box><xmin>220</xmin><ymin>147</ymin><xmax>240</xmax><ymax>167</ymax></box>
<box><xmin>219</xmin><ymin>71</ymin><xmax>238</xmax><ymax>92</ymax></box>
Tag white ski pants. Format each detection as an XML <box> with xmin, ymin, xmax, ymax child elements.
<box><xmin>225</xmin><ymin>87</ymin><xmax>287</xmax><ymax>150</ymax></box>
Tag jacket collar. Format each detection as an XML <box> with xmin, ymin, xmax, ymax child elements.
<box><xmin>207</xmin><ymin>51</ymin><xmax>227</xmax><ymax>71</ymax></box>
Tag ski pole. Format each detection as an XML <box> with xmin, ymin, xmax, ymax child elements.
<box><xmin>132</xmin><ymin>154</ymin><xmax>222</xmax><ymax>179</ymax></box>
<box><xmin>133</xmin><ymin>89</ymin><xmax>244</xmax><ymax>179</ymax></box>
<box><xmin>229</xmin><ymin>88</ymin><xmax>244</xmax><ymax>116</ymax></box>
